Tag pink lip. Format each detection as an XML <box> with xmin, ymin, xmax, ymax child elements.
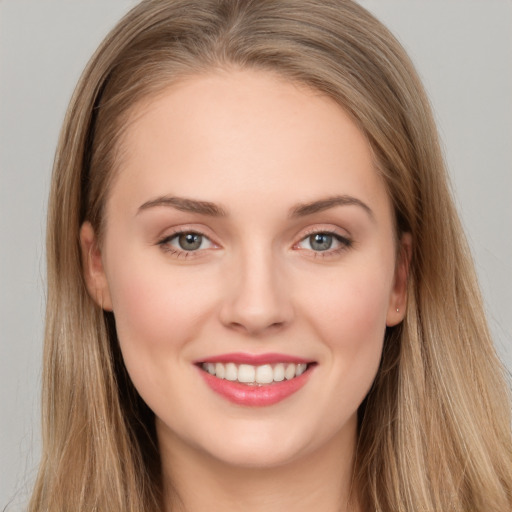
<box><xmin>196</xmin><ymin>357</ymin><xmax>316</xmax><ymax>407</ymax></box>
<box><xmin>197</xmin><ymin>352</ymin><xmax>311</xmax><ymax>365</ymax></box>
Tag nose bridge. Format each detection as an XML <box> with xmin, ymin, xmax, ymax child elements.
<box><xmin>220</xmin><ymin>240</ymin><xmax>292</xmax><ymax>334</ymax></box>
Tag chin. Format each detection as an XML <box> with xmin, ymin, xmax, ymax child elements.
<box><xmin>205</xmin><ymin>437</ymin><xmax>306</xmax><ymax>470</ymax></box>
<box><xmin>190</xmin><ymin>416</ymin><xmax>336</xmax><ymax>471</ymax></box>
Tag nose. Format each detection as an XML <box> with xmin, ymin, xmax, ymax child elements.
<box><xmin>219</xmin><ymin>246</ymin><xmax>294</xmax><ymax>336</ymax></box>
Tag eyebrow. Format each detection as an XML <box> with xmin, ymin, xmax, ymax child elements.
<box><xmin>138</xmin><ymin>196</ymin><xmax>227</xmax><ymax>216</ymax></box>
<box><xmin>289</xmin><ymin>195</ymin><xmax>375</xmax><ymax>221</ymax></box>
<box><xmin>137</xmin><ymin>194</ymin><xmax>374</xmax><ymax>221</ymax></box>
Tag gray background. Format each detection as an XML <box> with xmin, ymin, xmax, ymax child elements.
<box><xmin>1</xmin><ymin>1</ymin><xmax>511</xmax><ymax>508</ymax></box>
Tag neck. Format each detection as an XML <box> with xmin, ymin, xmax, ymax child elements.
<box><xmin>158</xmin><ymin>422</ymin><xmax>361</xmax><ymax>512</ymax></box>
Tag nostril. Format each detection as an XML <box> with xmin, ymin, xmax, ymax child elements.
<box><xmin>226</xmin><ymin>318</ymin><xmax>288</xmax><ymax>336</ymax></box>
<box><xmin>218</xmin><ymin>269</ymin><xmax>295</xmax><ymax>334</ymax></box>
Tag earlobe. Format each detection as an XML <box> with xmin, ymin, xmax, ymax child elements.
<box><xmin>79</xmin><ymin>222</ymin><xmax>113</xmax><ymax>311</ymax></box>
<box><xmin>386</xmin><ymin>232</ymin><xmax>412</xmax><ymax>327</ymax></box>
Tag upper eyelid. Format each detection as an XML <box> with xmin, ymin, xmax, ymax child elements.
<box><xmin>159</xmin><ymin>230</ymin><xmax>216</xmax><ymax>246</ymax></box>
<box><xmin>155</xmin><ymin>224</ymin><xmax>351</xmax><ymax>247</ymax></box>
<box><xmin>156</xmin><ymin>225</ymin><xmax>216</xmax><ymax>242</ymax></box>
<box><xmin>297</xmin><ymin>225</ymin><xmax>351</xmax><ymax>240</ymax></box>
<box><xmin>293</xmin><ymin>226</ymin><xmax>353</xmax><ymax>252</ymax></box>
<box><xmin>160</xmin><ymin>228</ymin><xmax>208</xmax><ymax>239</ymax></box>
<box><xmin>157</xmin><ymin>230</ymin><xmax>217</xmax><ymax>257</ymax></box>
<box><xmin>296</xmin><ymin>231</ymin><xmax>351</xmax><ymax>246</ymax></box>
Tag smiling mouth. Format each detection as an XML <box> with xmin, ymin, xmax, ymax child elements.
<box><xmin>199</xmin><ymin>362</ymin><xmax>314</xmax><ymax>386</ymax></box>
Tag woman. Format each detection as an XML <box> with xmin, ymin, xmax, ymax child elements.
<box><xmin>29</xmin><ymin>0</ymin><xmax>512</xmax><ymax>511</ymax></box>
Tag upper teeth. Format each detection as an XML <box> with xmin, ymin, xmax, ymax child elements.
<box><xmin>202</xmin><ymin>362</ymin><xmax>308</xmax><ymax>385</ymax></box>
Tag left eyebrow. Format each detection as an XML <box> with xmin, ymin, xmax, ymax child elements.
<box><xmin>289</xmin><ymin>195</ymin><xmax>375</xmax><ymax>221</ymax></box>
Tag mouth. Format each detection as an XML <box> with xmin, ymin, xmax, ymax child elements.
<box><xmin>195</xmin><ymin>353</ymin><xmax>316</xmax><ymax>406</ymax></box>
<box><xmin>198</xmin><ymin>361</ymin><xmax>311</xmax><ymax>385</ymax></box>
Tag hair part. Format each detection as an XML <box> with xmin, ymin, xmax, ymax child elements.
<box><xmin>32</xmin><ymin>1</ymin><xmax>512</xmax><ymax>511</ymax></box>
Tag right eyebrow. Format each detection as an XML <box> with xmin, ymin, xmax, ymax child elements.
<box><xmin>137</xmin><ymin>195</ymin><xmax>228</xmax><ymax>217</ymax></box>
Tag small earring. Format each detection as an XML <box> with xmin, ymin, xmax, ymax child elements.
<box><xmin>396</xmin><ymin>308</ymin><xmax>400</xmax><ymax>312</ymax></box>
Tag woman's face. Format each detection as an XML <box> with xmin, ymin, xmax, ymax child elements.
<box><xmin>81</xmin><ymin>69</ymin><xmax>408</xmax><ymax>469</ymax></box>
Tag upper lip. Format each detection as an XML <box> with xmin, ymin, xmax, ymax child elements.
<box><xmin>196</xmin><ymin>352</ymin><xmax>313</xmax><ymax>365</ymax></box>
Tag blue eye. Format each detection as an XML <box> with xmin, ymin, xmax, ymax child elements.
<box><xmin>309</xmin><ymin>233</ymin><xmax>334</xmax><ymax>251</ymax></box>
<box><xmin>297</xmin><ymin>232</ymin><xmax>351</xmax><ymax>253</ymax></box>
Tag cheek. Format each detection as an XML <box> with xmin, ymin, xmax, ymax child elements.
<box><xmin>307</xmin><ymin>264</ymin><xmax>391</xmax><ymax>339</ymax></box>
<box><xmin>300</xmin><ymin>259</ymin><xmax>393</xmax><ymax>387</ymax></box>
<box><xmin>104</xmin><ymin>255</ymin><xmax>217</xmax><ymax>388</ymax></box>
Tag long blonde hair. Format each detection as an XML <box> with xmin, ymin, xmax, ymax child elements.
<box><xmin>31</xmin><ymin>1</ymin><xmax>512</xmax><ymax>510</ymax></box>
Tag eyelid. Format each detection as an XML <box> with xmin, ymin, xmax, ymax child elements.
<box><xmin>156</xmin><ymin>225</ymin><xmax>220</xmax><ymax>257</ymax></box>
<box><xmin>293</xmin><ymin>225</ymin><xmax>353</xmax><ymax>256</ymax></box>
<box><xmin>155</xmin><ymin>223</ymin><xmax>218</xmax><ymax>243</ymax></box>
<box><xmin>296</xmin><ymin>224</ymin><xmax>351</xmax><ymax>243</ymax></box>
<box><xmin>154</xmin><ymin>223</ymin><xmax>352</xmax><ymax>258</ymax></box>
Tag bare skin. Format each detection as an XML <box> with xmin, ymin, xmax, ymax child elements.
<box><xmin>81</xmin><ymin>69</ymin><xmax>409</xmax><ymax>512</ymax></box>
<box><xmin>161</xmin><ymin>422</ymin><xmax>359</xmax><ymax>512</ymax></box>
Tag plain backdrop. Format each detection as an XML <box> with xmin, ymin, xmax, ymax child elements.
<box><xmin>1</xmin><ymin>1</ymin><xmax>511</xmax><ymax>508</ymax></box>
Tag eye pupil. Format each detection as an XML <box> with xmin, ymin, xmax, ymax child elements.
<box><xmin>310</xmin><ymin>233</ymin><xmax>333</xmax><ymax>251</ymax></box>
<box><xmin>178</xmin><ymin>233</ymin><xmax>202</xmax><ymax>250</ymax></box>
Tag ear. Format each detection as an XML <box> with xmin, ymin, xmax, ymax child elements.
<box><xmin>386</xmin><ymin>232</ymin><xmax>412</xmax><ymax>327</ymax></box>
<box><xmin>79</xmin><ymin>222</ymin><xmax>113</xmax><ymax>311</ymax></box>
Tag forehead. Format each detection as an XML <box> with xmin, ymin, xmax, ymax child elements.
<box><xmin>109</xmin><ymin>69</ymin><xmax>391</xmax><ymax>221</ymax></box>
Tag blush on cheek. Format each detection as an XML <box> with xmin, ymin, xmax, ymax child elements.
<box><xmin>309</xmin><ymin>270</ymin><xmax>388</xmax><ymax>376</ymax></box>
<box><xmin>318</xmin><ymin>272</ymin><xmax>390</xmax><ymax>333</ymax></box>
<box><xmin>114</xmin><ymin>283</ymin><xmax>194</xmax><ymax>350</ymax></box>
<box><xmin>109</xmin><ymin>267</ymin><xmax>220</xmax><ymax>398</ymax></box>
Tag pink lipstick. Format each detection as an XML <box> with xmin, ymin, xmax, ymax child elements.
<box><xmin>195</xmin><ymin>353</ymin><xmax>316</xmax><ymax>407</ymax></box>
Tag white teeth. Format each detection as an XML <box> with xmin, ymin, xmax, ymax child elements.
<box><xmin>255</xmin><ymin>364</ymin><xmax>274</xmax><ymax>384</ymax></box>
<box><xmin>238</xmin><ymin>364</ymin><xmax>255</xmax><ymax>383</ymax></box>
<box><xmin>215</xmin><ymin>362</ymin><xmax>225</xmax><ymax>379</ymax></box>
<box><xmin>296</xmin><ymin>363</ymin><xmax>307</xmax><ymax>376</ymax></box>
<box><xmin>273</xmin><ymin>363</ymin><xmax>285</xmax><ymax>382</ymax></box>
<box><xmin>285</xmin><ymin>363</ymin><xmax>296</xmax><ymax>380</ymax></box>
<box><xmin>225</xmin><ymin>362</ymin><xmax>237</xmax><ymax>381</ymax></box>
<box><xmin>201</xmin><ymin>361</ymin><xmax>310</xmax><ymax>384</ymax></box>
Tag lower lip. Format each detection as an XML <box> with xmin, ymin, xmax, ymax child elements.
<box><xmin>197</xmin><ymin>366</ymin><xmax>314</xmax><ymax>407</ymax></box>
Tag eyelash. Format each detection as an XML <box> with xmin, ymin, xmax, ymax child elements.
<box><xmin>157</xmin><ymin>228</ymin><xmax>353</xmax><ymax>259</ymax></box>
<box><xmin>157</xmin><ymin>229</ymin><xmax>215</xmax><ymax>258</ymax></box>
<box><xmin>295</xmin><ymin>228</ymin><xmax>353</xmax><ymax>258</ymax></box>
